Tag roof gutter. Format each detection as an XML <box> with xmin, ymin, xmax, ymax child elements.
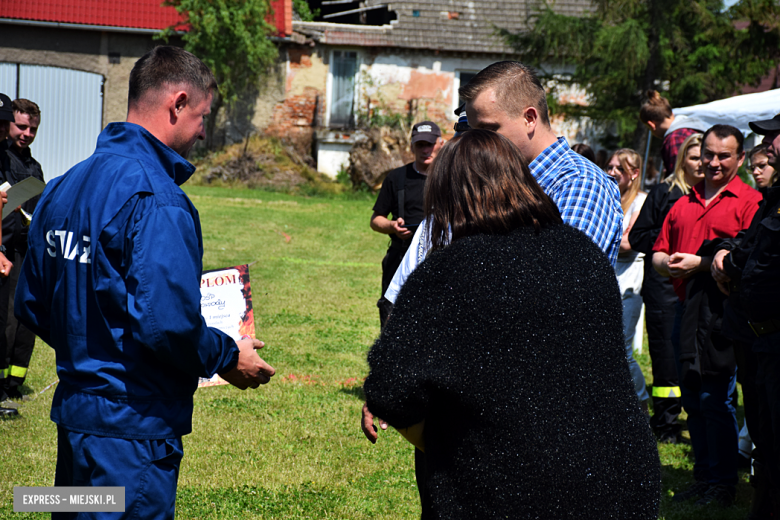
<box><xmin>322</xmin><ymin>4</ymin><xmax>387</xmax><ymax>19</ymax></box>
<box><xmin>0</xmin><ymin>17</ymin><xmax>185</xmax><ymax>35</ymax></box>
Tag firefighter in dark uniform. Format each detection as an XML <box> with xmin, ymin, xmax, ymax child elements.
<box><xmin>0</xmin><ymin>98</ymin><xmax>43</xmax><ymax>401</ymax></box>
<box><xmin>0</xmin><ymin>93</ymin><xmax>15</xmax><ymax>416</ymax></box>
<box><xmin>371</xmin><ymin>121</ymin><xmax>443</xmax><ymax>327</ymax></box>
<box><xmin>712</xmin><ymin>113</ymin><xmax>780</xmax><ymax>518</ymax></box>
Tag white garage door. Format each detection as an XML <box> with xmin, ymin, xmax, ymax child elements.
<box><xmin>0</xmin><ymin>63</ymin><xmax>103</xmax><ymax>181</ymax></box>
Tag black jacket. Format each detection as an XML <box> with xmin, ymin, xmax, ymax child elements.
<box><xmin>628</xmin><ymin>182</ymin><xmax>683</xmax><ymax>307</ymax></box>
<box><xmin>0</xmin><ymin>140</ymin><xmax>9</xmax><ymax>180</ymax></box>
<box><xmin>678</xmin><ymin>269</ymin><xmax>733</xmax><ymax>387</ymax></box>
<box><xmin>719</xmin><ymin>185</ymin><xmax>780</xmax><ymax>351</ymax></box>
<box><xmin>1</xmin><ymin>141</ymin><xmax>44</xmax><ymax>254</ymax></box>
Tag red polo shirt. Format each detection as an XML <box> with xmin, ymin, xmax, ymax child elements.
<box><xmin>653</xmin><ymin>176</ymin><xmax>762</xmax><ymax>301</ymax></box>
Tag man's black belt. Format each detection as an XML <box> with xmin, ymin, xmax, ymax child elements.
<box><xmin>749</xmin><ymin>318</ymin><xmax>780</xmax><ymax>337</ymax></box>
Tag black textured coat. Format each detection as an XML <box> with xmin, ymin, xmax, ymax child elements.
<box><xmin>365</xmin><ymin>224</ymin><xmax>661</xmax><ymax>519</ymax></box>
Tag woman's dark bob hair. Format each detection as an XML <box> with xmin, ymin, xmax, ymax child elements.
<box><xmin>424</xmin><ymin>129</ymin><xmax>561</xmax><ymax>251</ymax></box>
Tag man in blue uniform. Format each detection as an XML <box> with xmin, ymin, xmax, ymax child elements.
<box><xmin>14</xmin><ymin>46</ymin><xmax>275</xmax><ymax>518</ymax></box>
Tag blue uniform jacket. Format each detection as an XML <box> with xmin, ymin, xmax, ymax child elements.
<box><xmin>14</xmin><ymin>122</ymin><xmax>239</xmax><ymax>439</ymax></box>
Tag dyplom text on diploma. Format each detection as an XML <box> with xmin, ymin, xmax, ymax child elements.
<box><xmin>198</xmin><ymin>264</ymin><xmax>255</xmax><ymax>388</ymax></box>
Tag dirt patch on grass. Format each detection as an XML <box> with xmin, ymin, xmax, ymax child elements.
<box><xmin>191</xmin><ymin>134</ymin><xmax>343</xmax><ymax>195</ymax></box>
<box><xmin>205</xmin><ymin>154</ymin><xmax>309</xmax><ymax>190</ymax></box>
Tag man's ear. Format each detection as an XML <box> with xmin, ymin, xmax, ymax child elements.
<box><xmin>524</xmin><ymin>106</ymin><xmax>539</xmax><ymax>131</ymax></box>
<box><xmin>171</xmin><ymin>91</ymin><xmax>188</xmax><ymax>119</ymax></box>
<box><xmin>646</xmin><ymin>120</ymin><xmax>657</xmax><ymax>132</ymax></box>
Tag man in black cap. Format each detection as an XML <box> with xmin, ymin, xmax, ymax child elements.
<box><xmin>0</xmin><ymin>93</ymin><xmax>16</xmax><ymax>417</ymax></box>
<box><xmin>711</xmin><ymin>112</ymin><xmax>780</xmax><ymax>516</ymax></box>
<box><xmin>370</xmin><ymin>121</ymin><xmax>443</xmax><ymax>328</ymax></box>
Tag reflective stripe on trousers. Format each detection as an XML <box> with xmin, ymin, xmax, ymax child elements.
<box><xmin>652</xmin><ymin>386</ymin><xmax>681</xmax><ymax>398</ymax></box>
<box><xmin>8</xmin><ymin>365</ymin><xmax>27</xmax><ymax>378</ymax></box>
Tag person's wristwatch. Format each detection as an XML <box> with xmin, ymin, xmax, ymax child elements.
<box><xmin>0</xmin><ymin>245</ymin><xmax>7</xmax><ymax>254</ymax></box>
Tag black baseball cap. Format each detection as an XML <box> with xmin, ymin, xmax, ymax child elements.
<box><xmin>749</xmin><ymin>113</ymin><xmax>780</xmax><ymax>135</ymax></box>
<box><xmin>0</xmin><ymin>93</ymin><xmax>13</xmax><ymax>122</ymax></box>
<box><xmin>411</xmin><ymin>121</ymin><xmax>441</xmax><ymax>144</ymax></box>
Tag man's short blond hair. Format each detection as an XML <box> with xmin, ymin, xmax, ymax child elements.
<box><xmin>458</xmin><ymin>61</ymin><xmax>550</xmax><ymax>127</ymax></box>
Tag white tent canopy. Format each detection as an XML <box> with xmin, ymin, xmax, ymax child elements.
<box><xmin>673</xmin><ymin>88</ymin><xmax>780</xmax><ymax>136</ymax></box>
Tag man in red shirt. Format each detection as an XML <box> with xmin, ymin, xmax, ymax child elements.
<box><xmin>653</xmin><ymin>125</ymin><xmax>762</xmax><ymax>507</ymax></box>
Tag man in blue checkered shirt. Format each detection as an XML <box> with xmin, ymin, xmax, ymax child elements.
<box><xmin>365</xmin><ymin>61</ymin><xmax>624</xmax><ymax>453</ymax></box>
<box><xmin>382</xmin><ymin>62</ymin><xmax>623</xmax><ymax>307</ymax></box>
<box><xmin>462</xmin><ymin>61</ymin><xmax>622</xmax><ymax>265</ymax></box>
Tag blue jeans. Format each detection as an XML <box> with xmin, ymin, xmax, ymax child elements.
<box><xmin>54</xmin><ymin>426</ymin><xmax>183</xmax><ymax>519</ymax></box>
<box><xmin>617</xmin><ymin>259</ymin><xmax>649</xmax><ymax>403</ymax></box>
<box><xmin>623</xmin><ymin>289</ymin><xmax>649</xmax><ymax>402</ymax></box>
<box><xmin>672</xmin><ymin>301</ymin><xmax>738</xmax><ymax>487</ymax></box>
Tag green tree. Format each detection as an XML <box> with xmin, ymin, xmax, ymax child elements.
<box><xmin>159</xmin><ymin>0</ymin><xmax>279</xmax><ymax>148</ymax></box>
<box><xmin>293</xmin><ymin>0</ymin><xmax>319</xmax><ymax>22</ymax></box>
<box><xmin>501</xmin><ymin>0</ymin><xmax>780</xmax><ymax>148</ymax></box>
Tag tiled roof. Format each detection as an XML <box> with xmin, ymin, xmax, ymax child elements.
<box><xmin>294</xmin><ymin>0</ymin><xmax>592</xmax><ymax>54</ymax></box>
<box><xmin>1</xmin><ymin>0</ymin><xmax>292</xmax><ymax>35</ymax></box>
<box><xmin>1</xmin><ymin>0</ymin><xmax>182</xmax><ymax>30</ymax></box>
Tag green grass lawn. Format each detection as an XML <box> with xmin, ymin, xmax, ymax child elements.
<box><xmin>0</xmin><ymin>186</ymin><xmax>754</xmax><ymax>519</ymax></box>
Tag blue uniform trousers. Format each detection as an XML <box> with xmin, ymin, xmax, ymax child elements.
<box><xmin>53</xmin><ymin>426</ymin><xmax>183</xmax><ymax>520</ymax></box>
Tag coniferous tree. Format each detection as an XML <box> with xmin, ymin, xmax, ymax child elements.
<box><xmin>501</xmin><ymin>0</ymin><xmax>780</xmax><ymax>147</ymax></box>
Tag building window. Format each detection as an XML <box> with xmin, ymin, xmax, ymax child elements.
<box><xmin>330</xmin><ymin>51</ymin><xmax>358</xmax><ymax>127</ymax></box>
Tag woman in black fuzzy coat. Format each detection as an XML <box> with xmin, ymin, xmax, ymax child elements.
<box><xmin>363</xmin><ymin>130</ymin><xmax>661</xmax><ymax>519</ymax></box>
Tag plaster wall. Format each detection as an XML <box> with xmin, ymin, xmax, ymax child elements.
<box><xmin>359</xmin><ymin>52</ymin><xmax>506</xmax><ymax>130</ymax></box>
<box><xmin>262</xmin><ymin>47</ymin><xmax>510</xmax><ymax>139</ymax></box>
<box><xmin>0</xmin><ymin>25</ymin><xmax>288</xmax><ymax>152</ymax></box>
<box><xmin>263</xmin><ymin>46</ymin><xmax>328</xmax><ymax>140</ymax></box>
<box><xmin>361</xmin><ymin>56</ymin><xmax>605</xmax><ymax>147</ymax></box>
<box><xmin>0</xmin><ymin>25</ymin><xmax>164</xmax><ymax>127</ymax></box>
<box><xmin>262</xmin><ymin>45</ymin><xmax>611</xmax><ymax>172</ymax></box>
<box><xmin>316</xmin><ymin>142</ymin><xmax>351</xmax><ymax>179</ymax></box>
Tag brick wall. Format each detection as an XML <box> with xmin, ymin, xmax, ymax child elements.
<box><xmin>265</xmin><ymin>47</ymin><xmax>326</xmax><ymax>140</ymax></box>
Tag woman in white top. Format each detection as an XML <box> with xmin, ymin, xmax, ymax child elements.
<box><xmin>606</xmin><ymin>149</ymin><xmax>649</xmax><ymax>407</ymax></box>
